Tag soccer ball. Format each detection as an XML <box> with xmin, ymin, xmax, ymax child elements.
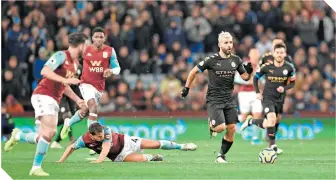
<box><xmin>258</xmin><ymin>148</ymin><xmax>277</xmax><ymax>164</ymax></box>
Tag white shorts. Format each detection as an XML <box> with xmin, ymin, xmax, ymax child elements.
<box><xmin>31</xmin><ymin>94</ymin><xmax>59</xmax><ymax>118</ymax></box>
<box><xmin>114</xmin><ymin>135</ymin><xmax>142</xmax><ymax>162</ymax></box>
<box><xmin>79</xmin><ymin>83</ymin><xmax>103</xmax><ymax>105</ymax></box>
<box><xmin>238</xmin><ymin>91</ymin><xmax>262</xmax><ymax>114</ymax></box>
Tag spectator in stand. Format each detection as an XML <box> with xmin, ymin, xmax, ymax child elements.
<box><xmin>164</xmin><ymin>19</ymin><xmax>187</xmax><ymax>51</ymax></box>
<box><xmin>108</xmin><ymin>22</ymin><xmax>122</xmax><ymax>54</ymax></box>
<box><xmin>1</xmin><ymin>103</ymin><xmax>15</xmax><ymax>141</ymax></box>
<box><xmin>184</xmin><ymin>5</ymin><xmax>211</xmax><ymax>53</ymax></box>
<box><xmin>134</xmin><ymin>18</ymin><xmax>151</xmax><ymax>51</ymax></box>
<box><xmin>131</xmin><ymin>50</ymin><xmax>154</xmax><ymax>75</ymax></box>
<box><xmin>33</xmin><ymin>47</ymin><xmax>48</xmax><ymax>83</ymax></box>
<box><xmin>5</xmin><ymin>95</ymin><xmax>24</xmax><ymax>113</ymax></box>
<box><xmin>7</xmin><ymin>22</ymin><xmax>22</xmax><ymax>59</ymax></box>
<box><xmin>118</xmin><ymin>46</ymin><xmax>131</xmax><ymax>73</ymax></box>
<box><xmin>6</xmin><ymin>56</ymin><xmax>22</xmax><ymax>81</ymax></box>
<box><xmin>131</xmin><ymin>79</ymin><xmax>146</xmax><ymax>110</ymax></box>
<box><xmin>99</xmin><ymin>91</ymin><xmax>116</xmax><ymax>112</ymax></box>
<box><xmin>1</xmin><ymin>1</ymin><xmax>335</xmax><ymax>113</ymax></box>
<box><xmin>297</xmin><ymin>9</ymin><xmax>318</xmax><ymax>48</ymax></box>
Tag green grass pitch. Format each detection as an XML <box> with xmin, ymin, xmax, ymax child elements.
<box><xmin>2</xmin><ymin>139</ymin><xmax>335</xmax><ymax>179</ymax></box>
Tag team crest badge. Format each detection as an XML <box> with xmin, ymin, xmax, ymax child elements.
<box><xmin>103</xmin><ymin>51</ymin><xmax>108</xmax><ymax>58</ymax></box>
<box><xmin>199</xmin><ymin>61</ymin><xmax>204</xmax><ymax>66</ymax></box>
<box><xmin>283</xmin><ymin>69</ymin><xmax>288</xmax><ymax>75</ymax></box>
<box><xmin>211</xmin><ymin>120</ymin><xmax>216</xmax><ymax>126</ymax></box>
<box><xmin>231</xmin><ymin>62</ymin><xmax>236</xmax><ymax>68</ymax></box>
<box><xmin>50</xmin><ymin>57</ymin><xmax>56</xmax><ymax>64</ymax></box>
<box><xmin>264</xmin><ymin>107</ymin><xmax>269</xmax><ymax>113</ymax></box>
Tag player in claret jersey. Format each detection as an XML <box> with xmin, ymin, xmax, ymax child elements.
<box><xmin>234</xmin><ymin>48</ymin><xmax>263</xmax><ymax>145</ymax></box>
<box><xmin>60</xmin><ymin>27</ymin><xmax>120</xmax><ymax>142</ymax></box>
<box><xmin>57</xmin><ymin>123</ymin><xmax>197</xmax><ymax>163</ymax></box>
<box><xmin>4</xmin><ymin>32</ymin><xmax>88</xmax><ymax>176</ymax></box>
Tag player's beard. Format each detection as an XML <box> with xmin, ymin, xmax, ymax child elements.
<box><xmin>221</xmin><ymin>47</ymin><xmax>231</xmax><ymax>56</ymax></box>
<box><xmin>275</xmin><ymin>57</ymin><xmax>284</xmax><ymax>63</ymax></box>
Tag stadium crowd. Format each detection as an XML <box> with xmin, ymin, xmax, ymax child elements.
<box><xmin>1</xmin><ymin>0</ymin><xmax>335</xmax><ymax>114</ymax></box>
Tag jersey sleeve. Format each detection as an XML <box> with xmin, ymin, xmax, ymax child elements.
<box><xmin>288</xmin><ymin>64</ymin><xmax>296</xmax><ymax>81</ymax></box>
<box><xmin>236</xmin><ymin>57</ymin><xmax>246</xmax><ymax>75</ymax></box>
<box><xmin>109</xmin><ymin>48</ymin><xmax>121</xmax><ymax>74</ymax></box>
<box><xmin>255</xmin><ymin>63</ymin><xmax>268</xmax><ymax>79</ymax></box>
<box><xmin>44</xmin><ymin>51</ymin><xmax>66</xmax><ymax>71</ymax></box>
<box><xmin>110</xmin><ymin>48</ymin><xmax>120</xmax><ymax>69</ymax></box>
<box><xmin>196</xmin><ymin>56</ymin><xmax>211</xmax><ymax>72</ymax></box>
<box><xmin>73</xmin><ymin>136</ymin><xmax>86</xmax><ymax>150</ymax></box>
<box><xmin>103</xmin><ymin>127</ymin><xmax>112</xmax><ymax>143</ymax></box>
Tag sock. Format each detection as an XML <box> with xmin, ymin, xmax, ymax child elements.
<box><xmin>251</xmin><ymin>125</ymin><xmax>260</xmax><ymax>141</ymax></box>
<box><xmin>159</xmin><ymin>140</ymin><xmax>182</xmax><ymax>150</ymax></box>
<box><xmin>249</xmin><ymin>118</ymin><xmax>265</xmax><ymax>129</ymax></box>
<box><xmin>35</xmin><ymin>120</ymin><xmax>41</xmax><ymax>132</ymax></box>
<box><xmin>32</xmin><ymin>137</ymin><xmax>50</xmax><ymax>169</ymax></box>
<box><xmin>68</xmin><ymin>127</ymin><xmax>73</xmax><ymax>139</ymax></box>
<box><xmin>219</xmin><ymin>139</ymin><xmax>233</xmax><ymax>156</ymax></box>
<box><xmin>238</xmin><ymin>115</ymin><xmax>243</xmax><ymax>122</ymax></box>
<box><xmin>87</xmin><ymin>113</ymin><xmax>98</xmax><ymax>128</ymax></box>
<box><xmin>67</xmin><ymin>111</ymin><xmax>83</xmax><ymax>127</ymax></box>
<box><xmin>267</xmin><ymin>127</ymin><xmax>276</xmax><ymax>146</ymax></box>
<box><xmin>143</xmin><ymin>154</ymin><xmax>153</xmax><ymax>161</ymax></box>
<box><xmin>15</xmin><ymin>132</ymin><xmax>38</xmax><ymax>144</ymax></box>
<box><xmin>55</xmin><ymin>128</ymin><xmax>62</xmax><ymax>143</ymax></box>
<box><xmin>275</xmin><ymin>123</ymin><xmax>280</xmax><ymax>135</ymax></box>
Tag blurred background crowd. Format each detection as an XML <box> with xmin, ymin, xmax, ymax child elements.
<box><xmin>1</xmin><ymin>0</ymin><xmax>335</xmax><ymax>114</ymax></box>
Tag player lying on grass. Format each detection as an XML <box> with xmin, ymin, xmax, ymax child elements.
<box><xmin>57</xmin><ymin>123</ymin><xmax>197</xmax><ymax>163</ymax></box>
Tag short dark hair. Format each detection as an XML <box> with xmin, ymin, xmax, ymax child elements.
<box><xmin>273</xmin><ymin>37</ymin><xmax>284</xmax><ymax>42</ymax></box>
<box><xmin>273</xmin><ymin>43</ymin><xmax>286</xmax><ymax>51</ymax></box>
<box><xmin>68</xmin><ymin>32</ymin><xmax>87</xmax><ymax>47</ymax></box>
<box><xmin>89</xmin><ymin>123</ymin><xmax>104</xmax><ymax>135</ymax></box>
<box><xmin>92</xmin><ymin>27</ymin><xmax>105</xmax><ymax>36</ymax></box>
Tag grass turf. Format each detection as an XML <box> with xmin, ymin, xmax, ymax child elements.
<box><xmin>2</xmin><ymin>139</ymin><xmax>335</xmax><ymax>179</ymax></box>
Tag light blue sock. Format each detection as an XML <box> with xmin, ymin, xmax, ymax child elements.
<box><xmin>17</xmin><ymin>132</ymin><xmax>38</xmax><ymax>144</ymax></box>
<box><xmin>87</xmin><ymin>119</ymin><xmax>96</xmax><ymax>128</ymax></box>
<box><xmin>143</xmin><ymin>154</ymin><xmax>153</xmax><ymax>161</ymax></box>
<box><xmin>68</xmin><ymin>111</ymin><xmax>83</xmax><ymax>126</ymax></box>
<box><xmin>87</xmin><ymin>113</ymin><xmax>98</xmax><ymax>128</ymax></box>
<box><xmin>33</xmin><ymin>137</ymin><xmax>49</xmax><ymax>167</ymax></box>
<box><xmin>159</xmin><ymin>140</ymin><xmax>182</xmax><ymax>150</ymax></box>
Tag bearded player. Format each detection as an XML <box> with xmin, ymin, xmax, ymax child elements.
<box><xmin>57</xmin><ymin>123</ymin><xmax>197</xmax><ymax>163</ymax></box>
<box><xmin>257</xmin><ymin>38</ymin><xmax>294</xmax><ymax>154</ymax></box>
<box><xmin>234</xmin><ymin>48</ymin><xmax>263</xmax><ymax>145</ymax></box>
<box><xmin>181</xmin><ymin>32</ymin><xmax>253</xmax><ymax>163</ymax></box>
<box><xmin>240</xmin><ymin>43</ymin><xmax>296</xmax><ymax>154</ymax></box>
<box><xmin>60</xmin><ymin>27</ymin><xmax>120</xmax><ymax>141</ymax></box>
<box><xmin>4</xmin><ymin>32</ymin><xmax>88</xmax><ymax>176</ymax></box>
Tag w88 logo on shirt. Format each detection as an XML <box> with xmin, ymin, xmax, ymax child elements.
<box><xmin>89</xmin><ymin>67</ymin><xmax>104</xmax><ymax>72</ymax></box>
<box><xmin>89</xmin><ymin>60</ymin><xmax>104</xmax><ymax>72</ymax></box>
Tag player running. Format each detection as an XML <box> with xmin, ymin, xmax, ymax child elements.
<box><xmin>234</xmin><ymin>48</ymin><xmax>263</xmax><ymax>145</ymax></box>
<box><xmin>181</xmin><ymin>32</ymin><xmax>253</xmax><ymax>163</ymax></box>
<box><xmin>51</xmin><ymin>63</ymin><xmax>83</xmax><ymax>148</ymax></box>
<box><xmin>4</xmin><ymin>32</ymin><xmax>88</xmax><ymax>176</ymax></box>
<box><xmin>57</xmin><ymin>123</ymin><xmax>197</xmax><ymax>163</ymax></box>
<box><xmin>60</xmin><ymin>27</ymin><xmax>120</xmax><ymax>141</ymax></box>
<box><xmin>257</xmin><ymin>38</ymin><xmax>294</xmax><ymax>153</ymax></box>
<box><xmin>240</xmin><ymin>43</ymin><xmax>296</xmax><ymax>154</ymax></box>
